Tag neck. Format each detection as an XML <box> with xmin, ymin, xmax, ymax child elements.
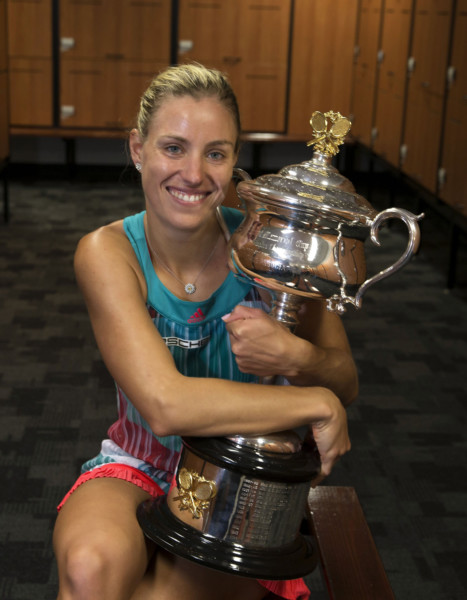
<box><xmin>144</xmin><ymin>212</ymin><xmax>225</xmax><ymax>297</ymax></box>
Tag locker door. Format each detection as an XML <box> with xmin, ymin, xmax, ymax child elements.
<box><xmin>351</xmin><ymin>0</ymin><xmax>384</xmax><ymax>145</ymax></box>
<box><xmin>7</xmin><ymin>0</ymin><xmax>53</xmax><ymax>126</ymax></box>
<box><xmin>288</xmin><ymin>0</ymin><xmax>358</xmax><ymax>137</ymax></box>
<box><xmin>373</xmin><ymin>0</ymin><xmax>414</xmax><ymax>165</ymax></box>
<box><xmin>402</xmin><ymin>0</ymin><xmax>454</xmax><ymax>192</ymax></box>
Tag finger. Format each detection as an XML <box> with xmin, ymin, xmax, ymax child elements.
<box><xmin>221</xmin><ymin>305</ymin><xmax>264</xmax><ymax>323</ymax></box>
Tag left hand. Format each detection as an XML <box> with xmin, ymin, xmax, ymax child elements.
<box><xmin>222</xmin><ymin>305</ymin><xmax>299</xmax><ymax>378</ymax></box>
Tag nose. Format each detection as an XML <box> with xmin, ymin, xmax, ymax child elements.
<box><xmin>182</xmin><ymin>153</ymin><xmax>204</xmax><ymax>185</ymax></box>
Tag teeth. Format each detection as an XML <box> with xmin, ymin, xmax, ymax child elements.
<box><xmin>170</xmin><ymin>189</ymin><xmax>206</xmax><ymax>203</ymax></box>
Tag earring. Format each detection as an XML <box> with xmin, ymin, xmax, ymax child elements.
<box><xmin>135</xmin><ymin>162</ymin><xmax>142</xmax><ymax>172</ymax></box>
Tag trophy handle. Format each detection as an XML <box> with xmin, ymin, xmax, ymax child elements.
<box><xmin>354</xmin><ymin>208</ymin><xmax>424</xmax><ymax>307</ymax></box>
<box><xmin>327</xmin><ymin>208</ymin><xmax>423</xmax><ymax>314</ymax></box>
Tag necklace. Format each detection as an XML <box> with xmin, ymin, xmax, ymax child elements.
<box><xmin>146</xmin><ymin>230</ymin><xmax>220</xmax><ymax>296</ymax></box>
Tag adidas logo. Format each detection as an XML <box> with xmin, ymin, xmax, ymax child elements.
<box><xmin>187</xmin><ymin>308</ymin><xmax>206</xmax><ymax>323</ymax></box>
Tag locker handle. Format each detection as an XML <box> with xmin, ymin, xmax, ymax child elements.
<box><xmin>377</xmin><ymin>49</ymin><xmax>384</xmax><ymax>64</ymax></box>
<box><xmin>61</xmin><ymin>106</ymin><xmax>75</xmax><ymax>120</ymax></box>
<box><xmin>447</xmin><ymin>66</ymin><xmax>456</xmax><ymax>88</ymax></box>
<box><xmin>407</xmin><ymin>56</ymin><xmax>416</xmax><ymax>75</ymax></box>
<box><xmin>179</xmin><ymin>40</ymin><xmax>194</xmax><ymax>54</ymax></box>
<box><xmin>60</xmin><ymin>37</ymin><xmax>75</xmax><ymax>52</ymax></box>
<box><xmin>438</xmin><ymin>167</ymin><xmax>447</xmax><ymax>190</ymax></box>
<box><xmin>400</xmin><ymin>144</ymin><xmax>408</xmax><ymax>165</ymax></box>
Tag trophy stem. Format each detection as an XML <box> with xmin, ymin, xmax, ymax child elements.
<box><xmin>270</xmin><ymin>292</ymin><xmax>304</xmax><ymax>332</ymax></box>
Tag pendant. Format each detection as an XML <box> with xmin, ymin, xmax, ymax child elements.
<box><xmin>185</xmin><ymin>283</ymin><xmax>196</xmax><ymax>295</ymax></box>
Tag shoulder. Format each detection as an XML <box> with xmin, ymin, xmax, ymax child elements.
<box><xmin>75</xmin><ymin>220</ymin><xmax>129</xmax><ymax>267</ymax></box>
<box><xmin>74</xmin><ymin>219</ymin><xmax>146</xmax><ymax>297</ymax></box>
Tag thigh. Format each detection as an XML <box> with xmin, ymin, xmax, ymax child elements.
<box><xmin>54</xmin><ymin>478</ymin><xmax>153</xmax><ymax>598</ymax></box>
<box><xmin>132</xmin><ymin>548</ymin><xmax>268</xmax><ymax>600</ymax></box>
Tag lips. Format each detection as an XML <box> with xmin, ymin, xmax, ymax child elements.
<box><xmin>168</xmin><ymin>187</ymin><xmax>209</xmax><ymax>203</ymax></box>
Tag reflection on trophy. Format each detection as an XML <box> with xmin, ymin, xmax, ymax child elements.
<box><xmin>137</xmin><ymin>112</ymin><xmax>423</xmax><ymax>579</ymax></box>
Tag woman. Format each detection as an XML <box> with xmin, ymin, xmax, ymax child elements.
<box><xmin>53</xmin><ymin>63</ymin><xmax>358</xmax><ymax>600</ymax></box>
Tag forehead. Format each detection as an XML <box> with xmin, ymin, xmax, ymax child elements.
<box><xmin>148</xmin><ymin>95</ymin><xmax>237</xmax><ymax>143</ymax></box>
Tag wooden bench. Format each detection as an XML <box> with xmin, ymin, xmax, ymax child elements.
<box><xmin>306</xmin><ymin>486</ymin><xmax>395</xmax><ymax>600</ymax></box>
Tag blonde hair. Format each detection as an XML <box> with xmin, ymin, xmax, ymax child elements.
<box><xmin>136</xmin><ymin>63</ymin><xmax>241</xmax><ymax>152</ymax></box>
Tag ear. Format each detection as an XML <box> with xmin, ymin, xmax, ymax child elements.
<box><xmin>129</xmin><ymin>128</ymin><xmax>143</xmax><ymax>165</ymax></box>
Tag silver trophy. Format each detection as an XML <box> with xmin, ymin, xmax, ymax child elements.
<box><xmin>137</xmin><ymin>112</ymin><xmax>423</xmax><ymax>579</ymax></box>
<box><xmin>229</xmin><ymin>111</ymin><xmax>423</xmax><ymax>322</ymax></box>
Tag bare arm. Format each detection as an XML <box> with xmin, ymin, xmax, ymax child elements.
<box><xmin>74</xmin><ymin>224</ymin><xmax>350</xmax><ymax>477</ymax></box>
<box><xmin>222</xmin><ymin>302</ymin><xmax>359</xmax><ymax>406</ymax></box>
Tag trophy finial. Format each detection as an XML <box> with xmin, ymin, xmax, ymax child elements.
<box><xmin>307</xmin><ymin>110</ymin><xmax>352</xmax><ymax>157</ymax></box>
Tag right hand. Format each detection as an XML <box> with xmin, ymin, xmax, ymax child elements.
<box><xmin>305</xmin><ymin>389</ymin><xmax>351</xmax><ymax>487</ymax></box>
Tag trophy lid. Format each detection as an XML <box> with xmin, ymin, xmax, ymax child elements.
<box><xmin>238</xmin><ymin>111</ymin><xmax>378</xmax><ymax>227</ymax></box>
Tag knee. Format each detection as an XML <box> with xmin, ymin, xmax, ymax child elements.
<box><xmin>57</xmin><ymin>538</ymin><xmax>112</xmax><ymax>598</ymax></box>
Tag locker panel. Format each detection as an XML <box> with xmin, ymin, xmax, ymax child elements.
<box><xmin>7</xmin><ymin>0</ymin><xmax>52</xmax><ymax>57</ymax></box>
<box><xmin>8</xmin><ymin>57</ymin><xmax>53</xmax><ymax>126</ymax></box>
<box><xmin>351</xmin><ymin>64</ymin><xmax>377</xmax><ymax>146</ymax></box>
<box><xmin>288</xmin><ymin>0</ymin><xmax>358</xmax><ymax>136</ymax></box>
<box><xmin>402</xmin><ymin>85</ymin><xmax>444</xmax><ymax>192</ymax></box>
<box><xmin>410</xmin><ymin>0</ymin><xmax>453</xmax><ymax>96</ymax></box>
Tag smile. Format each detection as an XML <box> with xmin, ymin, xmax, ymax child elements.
<box><xmin>169</xmin><ymin>188</ymin><xmax>208</xmax><ymax>203</ymax></box>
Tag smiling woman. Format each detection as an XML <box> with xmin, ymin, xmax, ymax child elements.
<box><xmin>52</xmin><ymin>63</ymin><xmax>357</xmax><ymax>600</ymax></box>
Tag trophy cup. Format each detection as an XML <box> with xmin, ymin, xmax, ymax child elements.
<box><xmin>137</xmin><ymin>112</ymin><xmax>423</xmax><ymax>580</ymax></box>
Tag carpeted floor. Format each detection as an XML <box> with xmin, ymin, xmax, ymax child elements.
<box><xmin>0</xmin><ymin>169</ymin><xmax>466</xmax><ymax>599</ymax></box>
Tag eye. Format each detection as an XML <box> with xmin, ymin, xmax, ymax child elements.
<box><xmin>207</xmin><ymin>150</ymin><xmax>225</xmax><ymax>161</ymax></box>
<box><xmin>165</xmin><ymin>144</ymin><xmax>183</xmax><ymax>155</ymax></box>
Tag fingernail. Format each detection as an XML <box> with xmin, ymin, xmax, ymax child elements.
<box><xmin>221</xmin><ymin>313</ymin><xmax>231</xmax><ymax>321</ymax></box>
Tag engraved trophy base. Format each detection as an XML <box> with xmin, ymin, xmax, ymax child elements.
<box><xmin>137</xmin><ymin>435</ymin><xmax>320</xmax><ymax>580</ymax></box>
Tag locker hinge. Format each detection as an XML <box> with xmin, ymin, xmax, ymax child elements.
<box><xmin>371</xmin><ymin>127</ymin><xmax>378</xmax><ymax>144</ymax></box>
<box><xmin>377</xmin><ymin>49</ymin><xmax>384</xmax><ymax>65</ymax></box>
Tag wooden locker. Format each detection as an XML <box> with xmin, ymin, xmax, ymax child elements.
<box><xmin>288</xmin><ymin>0</ymin><xmax>358</xmax><ymax>137</ymax></box>
<box><xmin>401</xmin><ymin>0</ymin><xmax>454</xmax><ymax>193</ymax></box>
<box><xmin>59</xmin><ymin>0</ymin><xmax>116</xmax><ymax>60</ymax></box>
<box><xmin>59</xmin><ymin>0</ymin><xmax>171</xmax><ymax>129</ymax></box>
<box><xmin>118</xmin><ymin>0</ymin><xmax>171</xmax><ymax>61</ymax></box>
<box><xmin>439</xmin><ymin>0</ymin><xmax>467</xmax><ymax>215</ymax></box>
<box><xmin>357</xmin><ymin>0</ymin><xmax>384</xmax><ymax>70</ymax></box>
<box><xmin>60</xmin><ymin>0</ymin><xmax>171</xmax><ymax>61</ymax></box>
<box><xmin>177</xmin><ymin>0</ymin><xmax>238</xmax><ymax>63</ymax></box>
<box><xmin>60</xmin><ymin>59</ymin><xmax>162</xmax><ymax>129</ymax></box>
<box><xmin>236</xmin><ymin>0</ymin><xmax>290</xmax><ymax>132</ymax></box>
<box><xmin>351</xmin><ymin>0</ymin><xmax>384</xmax><ymax>144</ymax></box>
<box><xmin>7</xmin><ymin>0</ymin><xmax>53</xmax><ymax>127</ymax></box>
<box><xmin>373</xmin><ymin>0</ymin><xmax>414</xmax><ymax>165</ymax></box>
<box><xmin>177</xmin><ymin>0</ymin><xmax>291</xmax><ymax>132</ymax></box>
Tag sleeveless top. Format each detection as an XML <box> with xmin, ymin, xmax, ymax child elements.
<box><xmin>81</xmin><ymin>207</ymin><xmax>267</xmax><ymax>492</ymax></box>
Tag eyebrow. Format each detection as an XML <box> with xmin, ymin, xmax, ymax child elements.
<box><xmin>159</xmin><ymin>135</ymin><xmax>234</xmax><ymax>148</ymax></box>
